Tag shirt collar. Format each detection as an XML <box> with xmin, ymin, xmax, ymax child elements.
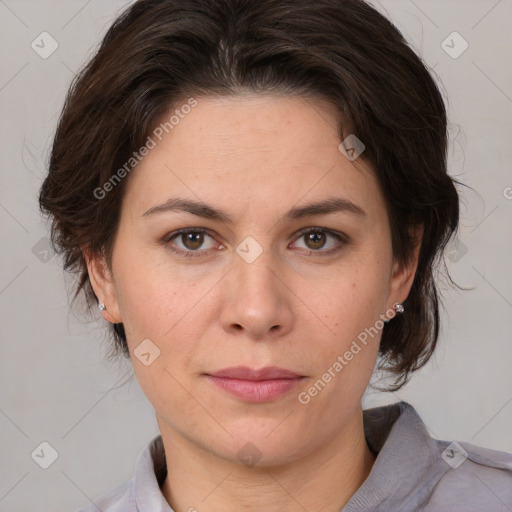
<box><xmin>134</xmin><ymin>435</ymin><xmax>174</xmax><ymax>511</ymax></box>
<box><xmin>343</xmin><ymin>401</ymin><xmax>450</xmax><ymax>511</ymax></box>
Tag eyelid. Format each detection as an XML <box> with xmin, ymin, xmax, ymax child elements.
<box><xmin>163</xmin><ymin>227</ymin><xmax>221</xmax><ymax>258</ymax></box>
<box><xmin>163</xmin><ymin>227</ymin><xmax>211</xmax><ymax>243</ymax></box>
<box><xmin>163</xmin><ymin>226</ymin><xmax>349</xmax><ymax>257</ymax></box>
<box><xmin>292</xmin><ymin>226</ymin><xmax>349</xmax><ymax>242</ymax></box>
<box><xmin>289</xmin><ymin>226</ymin><xmax>349</xmax><ymax>254</ymax></box>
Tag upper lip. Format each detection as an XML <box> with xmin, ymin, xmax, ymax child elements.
<box><xmin>206</xmin><ymin>366</ymin><xmax>303</xmax><ymax>380</ymax></box>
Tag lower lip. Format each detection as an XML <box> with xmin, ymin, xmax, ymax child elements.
<box><xmin>205</xmin><ymin>375</ymin><xmax>304</xmax><ymax>402</ymax></box>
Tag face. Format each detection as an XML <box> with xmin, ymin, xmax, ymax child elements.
<box><xmin>87</xmin><ymin>94</ymin><xmax>418</xmax><ymax>465</ymax></box>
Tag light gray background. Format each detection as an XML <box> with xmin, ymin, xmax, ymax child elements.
<box><xmin>1</xmin><ymin>1</ymin><xmax>511</xmax><ymax>511</ymax></box>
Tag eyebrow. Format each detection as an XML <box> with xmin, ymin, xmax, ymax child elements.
<box><xmin>142</xmin><ymin>196</ymin><xmax>366</xmax><ymax>223</ymax></box>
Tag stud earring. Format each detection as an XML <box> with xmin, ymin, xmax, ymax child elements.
<box><xmin>393</xmin><ymin>302</ymin><xmax>404</xmax><ymax>314</ymax></box>
<box><xmin>98</xmin><ymin>303</ymin><xmax>107</xmax><ymax>311</ymax></box>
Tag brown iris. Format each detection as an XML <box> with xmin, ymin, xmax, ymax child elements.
<box><xmin>304</xmin><ymin>231</ymin><xmax>326</xmax><ymax>250</ymax></box>
<box><xmin>181</xmin><ymin>232</ymin><xmax>205</xmax><ymax>250</ymax></box>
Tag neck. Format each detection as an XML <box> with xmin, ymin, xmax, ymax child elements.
<box><xmin>159</xmin><ymin>408</ymin><xmax>375</xmax><ymax>512</ymax></box>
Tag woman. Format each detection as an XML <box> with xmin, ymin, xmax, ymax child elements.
<box><xmin>38</xmin><ymin>0</ymin><xmax>512</xmax><ymax>510</ymax></box>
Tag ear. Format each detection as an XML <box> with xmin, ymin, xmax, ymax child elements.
<box><xmin>387</xmin><ymin>224</ymin><xmax>423</xmax><ymax>310</ymax></box>
<box><xmin>83</xmin><ymin>246</ymin><xmax>123</xmax><ymax>324</ymax></box>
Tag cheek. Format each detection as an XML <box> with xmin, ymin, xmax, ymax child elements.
<box><xmin>305</xmin><ymin>256</ymin><xmax>390</xmax><ymax>333</ymax></box>
<box><xmin>114</xmin><ymin>269</ymin><xmax>176</xmax><ymax>344</ymax></box>
<box><xmin>297</xmin><ymin>253</ymin><xmax>391</xmax><ymax>381</ymax></box>
<box><xmin>300</xmin><ymin>277</ymin><xmax>385</xmax><ymax>415</ymax></box>
<box><xmin>115</xmin><ymin>264</ymin><xmax>203</xmax><ymax>407</ymax></box>
<box><xmin>112</xmin><ymin>249</ymin><xmax>219</xmax><ymax>374</ymax></box>
<box><xmin>112</xmin><ymin>240</ymin><xmax>193</xmax><ymax>335</ymax></box>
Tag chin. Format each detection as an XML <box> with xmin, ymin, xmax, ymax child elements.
<box><xmin>203</xmin><ymin>421</ymin><xmax>311</xmax><ymax>468</ymax></box>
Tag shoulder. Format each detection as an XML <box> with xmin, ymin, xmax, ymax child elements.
<box><xmin>358</xmin><ymin>401</ymin><xmax>512</xmax><ymax>511</ymax></box>
<box><xmin>73</xmin><ymin>479</ymin><xmax>135</xmax><ymax>512</ymax></box>
<box><xmin>424</xmin><ymin>438</ymin><xmax>512</xmax><ymax>511</ymax></box>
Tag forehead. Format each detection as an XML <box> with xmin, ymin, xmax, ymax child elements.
<box><xmin>121</xmin><ymin>94</ymin><xmax>385</xmax><ymax>225</ymax></box>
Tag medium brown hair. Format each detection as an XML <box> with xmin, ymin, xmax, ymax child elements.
<box><xmin>39</xmin><ymin>0</ymin><xmax>460</xmax><ymax>390</ymax></box>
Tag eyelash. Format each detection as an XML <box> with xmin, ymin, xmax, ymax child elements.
<box><xmin>162</xmin><ymin>227</ymin><xmax>349</xmax><ymax>258</ymax></box>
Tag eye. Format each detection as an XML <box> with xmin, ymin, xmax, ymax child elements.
<box><xmin>163</xmin><ymin>228</ymin><xmax>222</xmax><ymax>257</ymax></box>
<box><xmin>163</xmin><ymin>226</ymin><xmax>349</xmax><ymax>259</ymax></box>
<box><xmin>290</xmin><ymin>227</ymin><xmax>348</xmax><ymax>255</ymax></box>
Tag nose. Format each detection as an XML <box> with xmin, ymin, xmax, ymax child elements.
<box><xmin>219</xmin><ymin>247</ymin><xmax>294</xmax><ymax>340</ymax></box>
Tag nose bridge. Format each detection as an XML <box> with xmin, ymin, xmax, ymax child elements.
<box><xmin>220</xmin><ymin>236</ymin><xmax>294</xmax><ymax>338</ymax></box>
<box><xmin>233</xmin><ymin>237</ymin><xmax>281</xmax><ymax>303</ymax></box>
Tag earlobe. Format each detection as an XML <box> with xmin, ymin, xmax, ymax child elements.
<box><xmin>82</xmin><ymin>246</ymin><xmax>123</xmax><ymax>323</ymax></box>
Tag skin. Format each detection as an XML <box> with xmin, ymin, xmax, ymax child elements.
<box><xmin>85</xmin><ymin>93</ymin><xmax>421</xmax><ymax>512</ymax></box>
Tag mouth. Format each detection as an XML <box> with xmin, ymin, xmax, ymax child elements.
<box><xmin>204</xmin><ymin>366</ymin><xmax>306</xmax><ymax>403</ymax></box>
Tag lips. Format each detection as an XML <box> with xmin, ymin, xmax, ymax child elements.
<box><xmin>207</xmin><ymin>365</ymin><xmax>303</xmax><ymax>380</ymax></box>
<box><xmin>205</xmin><ymin>366</ymin><xmax>305</xmax><ymax>402</ymax></box>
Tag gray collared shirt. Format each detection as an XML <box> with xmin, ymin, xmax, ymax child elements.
<box><xmin>75</xmin><ymin>402</ymin><xmax>512</xmax><ymax>511</ymax></box>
